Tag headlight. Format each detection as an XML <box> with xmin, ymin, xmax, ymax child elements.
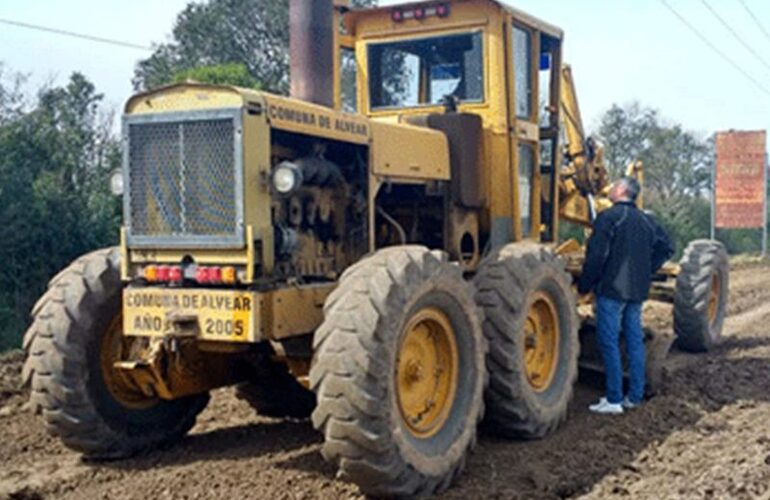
<box><xmin>110</xmin><ymin>169</ymin><xmax>124</xmax><ymax>196</ymax></box>
<box><xmin>271</xmin><ymin>161</ymin><xmax>303</xmax><ymax>195</ymax></box>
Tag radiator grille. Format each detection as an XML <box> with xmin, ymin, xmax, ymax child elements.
<box><xmin>126</xmin><ymin>113</ymin><xmax>242</xmax><ymax>246</ymax></box>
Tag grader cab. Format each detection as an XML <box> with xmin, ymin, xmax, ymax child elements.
<box><xmin>23</xmin><ymin>0</ymin><xmax>728</xmax><ymax>497</ymax></box>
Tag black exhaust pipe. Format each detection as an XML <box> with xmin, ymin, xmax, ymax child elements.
<box><xmin>289</xmin><ymin>0</ymin><xmax>335</xmax><ymax>108</ymax></box>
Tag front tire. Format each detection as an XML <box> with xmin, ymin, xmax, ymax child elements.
<box><xmin>310</xmin><ymin>246</ymin><xmax>486</xmax><ymax>497</ymax></box>
<box><xmin>474</xmin><ymin>243</ymin><xmax>578</xmax><ymax>438</ymax></box>
<box><xmin>22</xmin><ymin>248</ymin><xmax>209</xmax><ymax>459</ymax></box>
<box><xmin>674</xmin><ymin>240</ymin><xmax>729</xmax><ymax>352</ymax></box>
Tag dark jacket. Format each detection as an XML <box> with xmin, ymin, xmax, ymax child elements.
<box><xmin>578</xmin><ymin>201</ymin><xmax>674</xmax><ymax>302</ymax></box>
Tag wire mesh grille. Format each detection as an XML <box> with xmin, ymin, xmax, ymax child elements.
<box><xmin>127</xmin><ymin>118</ymin><xmax>238</xmax><ymax>241</ymax></box>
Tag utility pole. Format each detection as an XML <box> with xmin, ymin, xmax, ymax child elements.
<box><xmin>710</xmin><ymin>158</ymin><xmax>716</xmax><ymax>241</ymax></box>
<box><xmin>763</xmin><ymin>153</ymin><xmax>768</xmax><ymax>258</ymax></box>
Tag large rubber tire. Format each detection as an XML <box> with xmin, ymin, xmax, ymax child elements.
<box><xmin>310</xmin><ymin>246</ymin><xmax>486</xmax><ymax>497</ymax></box>
<box><xmin>473</xmin><ymin>243</ymin><xmax>578</xmax><ymax>439</ymax></box>
<box><xmin>674</xmin><ymin>240</ymin><xmax>729</xmax><ymax>352</ymax></box>
<box><xmin>235</xmin><ymin>359</ymin><xmax>315</xmax><ymax>419</ymax></box>
<box><xmin>22</xmin><ymin>247</ymin><xmax>209</xmax><ymax>459</ymax></box>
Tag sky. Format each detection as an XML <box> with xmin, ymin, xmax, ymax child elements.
<box><xmin>1</xmin><ymin>0</ymin><xmax>770</xmax><ymax>140</ymax></box>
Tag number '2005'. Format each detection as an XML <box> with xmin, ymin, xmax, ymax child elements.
<box><xmin>204</xmin><ymin>318</ymin><xmax>244</xmax><ymax>336</ymax></box>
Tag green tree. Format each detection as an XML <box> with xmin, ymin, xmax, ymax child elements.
<box><xmin>134</xmin><ymin>0</ymin><xmax>377</xmax><ymax>92</ymax></box>
<box><xmin>0</xmin><ymin>69</ymin><xmax>120</xmax><ymax>351</ymax></box>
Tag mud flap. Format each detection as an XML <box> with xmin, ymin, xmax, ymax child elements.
<box><xmin>578</xmin><ymin>320</ymin><xmax>674</xmax><ymax>397</ymax></box>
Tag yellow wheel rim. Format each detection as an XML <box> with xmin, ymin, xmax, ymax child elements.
<box><xmin>100</xmin><ymin>315</ymin><xmax>156</xmax><ymax>409</ymax></box>
<box><xmin>523</xmin><ymin>292</ymin><xmax>560</xmax><ymax>392</ymax></box>
<box><xmin>707</xmin><ymin>273</ymin><xmax>721</xmax><ymax>325</ymax></box>
<box><xmin>395</xmin><ymin>307</ymin><xmax>459</xmax><ymax>439</ymax></box>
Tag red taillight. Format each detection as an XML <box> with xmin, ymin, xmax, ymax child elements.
<box><xmin>196</xmin><ymin>266</ymin><xmax>223</xmax><ymax>284</ymax></box>
<box><xmin>168</xmin><ymin>266</ymin><xmax>183</xmax><ymax>283</ymax></box>
<box><xmin>156</xmin><ymin>265</ymin><xmax>170</xmax><ymax>282</ymax></box>
<box><xmin>413</xmin><ymin>7</ymin><xmax>426</xmax><ymax>20</ymax></box>
<box><xmin>436</xmin><ymin>3</ymin><xmax>450</xmax><ymax>17</ymax></box>
<box><xmin>196</xmin><ymin>266</ymin><xmax>210</xmax><ymax>284</ymax></box>
<box><xmin>392</xmin><ymin>9</ymin><xmax>403</xmax><ymax>22</ymax></box>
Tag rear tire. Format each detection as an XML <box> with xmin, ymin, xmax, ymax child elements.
<box><xmin>674</xmin><ymin>240</ymin><xmax>729</xmax><ymax>352</ymax></box>
<box><xmin>474</xmin><ymin>243</ymin><xmax>578</xmax><ymax>439</ymax></box>
<box><xmin>310</xmin><ymin>246</ymin><xmax>486</xmax><ymax>497</ymax></box>
<box><xmin>22</xmin><ymin>248</ymin><xmax>209</xmax><ymax>459</ymax></box>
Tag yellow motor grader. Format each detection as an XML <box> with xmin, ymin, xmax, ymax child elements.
<box><xmin>23</xmin><ymin>0</ymin><xmax>728</xmax><ymax>496</ymax></box>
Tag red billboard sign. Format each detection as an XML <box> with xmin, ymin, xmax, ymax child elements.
<box><xmin>715</xmin><ymin>131</ymin><xmax>767</xmax><ymax>229</ymax></box>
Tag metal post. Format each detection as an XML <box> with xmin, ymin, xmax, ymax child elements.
<box><xmin>710</xmin><ymin>157</ymin><xmax>716</xmax><ymax>241</ymax></box>
<box><xmin>763</xmin><ymin>153</ymin><xmax>768</xmax><ymax>258</ymax></box>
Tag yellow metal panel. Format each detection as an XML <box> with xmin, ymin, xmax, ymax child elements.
<box><xmin>123</xmin><ymin>288</ymin><xmax>260</xmax><ymax>343</ymax></box>
<box><xmin>515</xmin><ymin>120</ymin><xmax>539</xmax><ymax>143</ymax></box>
<box><xmin>263</xmin><ymin>94</ymin><xmax>370</xmax><ymax>145</ymax></box>
<box><xmin>129</xmin><ymin>249</ymin><xmax>249</xmax><ymax>265</ymax></box>
<box><xmin>120</xmin><ymin>227</ymin><xmax>129</xmax><ymax>281</ymax></box>
<box><xmin>125</xmin><ymin>83</ymin><xmax>245</xmax><ymax>114</ymax></box>
<box><xmin>346</xmin><ymin>0</ymin><xmax>562</xmax><ymax>39</ymax></box>
<box><xmin>370</xmin><ymin>121</ymin><xmax>450</xmax><ymax>180</ymax></box>
<box><xmin>242</xmin><ymin>98</ymin><xmax>274</xmax><ymax>275</ymax></box>
<box><xmin>263</xmin><ymin>283</ymin><xmax>335</xmax><ymax>340</ymax></box>
<box><xmin>559</xmin><ymin>191</ymin><xmax>591</xmax><ymax>225</ymax></box>
<box><xmin>347</xmin><ymin>0</ymin><xmax>496</xmax><ymax>38</ymax></box>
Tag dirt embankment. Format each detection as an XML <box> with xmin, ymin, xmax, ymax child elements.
<box><xmin>2</xmin><ymin>263</ymin><xmax>770</xmax><ymax>499</ymax></box>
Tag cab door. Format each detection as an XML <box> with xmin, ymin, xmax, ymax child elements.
<box><xmin>507</xmin><ymin>19</ymin><xmax>540</xmax><ymax>241</ymax></box>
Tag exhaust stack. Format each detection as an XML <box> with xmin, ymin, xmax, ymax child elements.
<box><xmin>289</xmin><ymin>0</ymin><xmax>335</xmax><ymax>108</ymax></box>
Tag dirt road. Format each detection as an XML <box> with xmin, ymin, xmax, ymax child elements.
<box><xmin>2</xmin><ymin>262</ymin><xmax>770</xmax><ymax>499</ymax></box>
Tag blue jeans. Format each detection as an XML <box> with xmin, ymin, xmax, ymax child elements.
<box><xmin>596</xmin><ymin>296</ymin><xmax>645</xmax><ymax>404</ymax></box>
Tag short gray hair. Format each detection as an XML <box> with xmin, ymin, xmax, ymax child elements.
<box><xmin>617</xmin><ymin>177</ymin><xmax>641</xmax><ymax>201</ymax></box>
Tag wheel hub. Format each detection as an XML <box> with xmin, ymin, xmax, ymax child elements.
<box><xmin>523</xmin><ymin>292</ymin><xmax>560</xmax><ymax>392</ymax></box>
<box><xmin>100</xmin><ymin>315</ymin><xmax>158</xmax><ymax>409</ymax></box>
<box><xmin>395</xmin><ymin>307</ymin><xmax>459</xmax><ymax>439</ymax></box>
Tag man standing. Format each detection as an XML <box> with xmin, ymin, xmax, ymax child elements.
<box><xmin>578</xmin><ymin>177</ymin><xmax>674</xmax><ymax>415</ymax></box>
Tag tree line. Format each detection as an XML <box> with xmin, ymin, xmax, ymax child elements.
<box><xmin>0</xmin><ymin>0</ymin><xmax>764</xmax><ymax>351</ymax></box>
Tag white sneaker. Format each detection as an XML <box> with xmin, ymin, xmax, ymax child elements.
<box><xmin>622</xmin><ymin>397</ymin><xmax>640</xmax><ymax>410</ymax></box>
<box><xmin>589</xmin><ymin>397</ymin><xmax>624</xmax><ymax>414</ymax></box>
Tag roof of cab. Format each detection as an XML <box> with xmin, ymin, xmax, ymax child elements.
<box><xmin>344</xmin><ymin>0</ymin><xmax>564</xmax><ymax>40</ymax></box>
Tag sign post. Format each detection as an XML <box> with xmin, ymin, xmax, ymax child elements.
<box><xmin>762</xmin><ymin>153</ymin><xmax>768</xmax><ymax>259</ymax></box>
<box><xmin>714</xmin><ymin>130</ymin><xmax>767</xmax><ymax>254</ymax></box>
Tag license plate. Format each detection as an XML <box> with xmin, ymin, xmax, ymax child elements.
<box><xmin>123</xmin><ymin>288</ymin><xmax>259</xmax><ymax>342</ymax></box>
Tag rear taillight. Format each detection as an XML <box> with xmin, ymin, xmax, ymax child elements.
<box><xmin>222</xmin><ymin>266</ymin><xmax>237</xmax><ymax>285</ymax></box>
<box><xmin>156</xmin><ymin>265</ymin><xmax>170</xmax><ymax>282</ymax></box>
<box><xmin>196</xmin><ymin>266</ymin><xmax>211</xmax><ymax>284</ymax></box>
<box><xmin>144</xmin><ymin>265</ymin><xmax>158</xmax><ymax>282</ymax></box>
<box><xmin>195</xmin><ymin>266</ymin><xmax>234</xmax><ymax>285</ymax></box>
<box><xmin>168</xmin><ymin>266</ymin><xmax>183</xmax><ymax>283</ymax></box>
<box><xmin>144</xmin><ymin>265</ymin><xmax>183</xmax><ymax>283</ymax></box>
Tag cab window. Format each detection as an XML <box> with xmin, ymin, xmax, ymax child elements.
<box><xmin>368</xmin><ymin>32</ymin><xmax>484</xmax><ymax>110</ymax></box>
<box><xmin>513</xmin><ymin>26</ymin><xmax>533</xmax><ymax>119</ymax></box>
